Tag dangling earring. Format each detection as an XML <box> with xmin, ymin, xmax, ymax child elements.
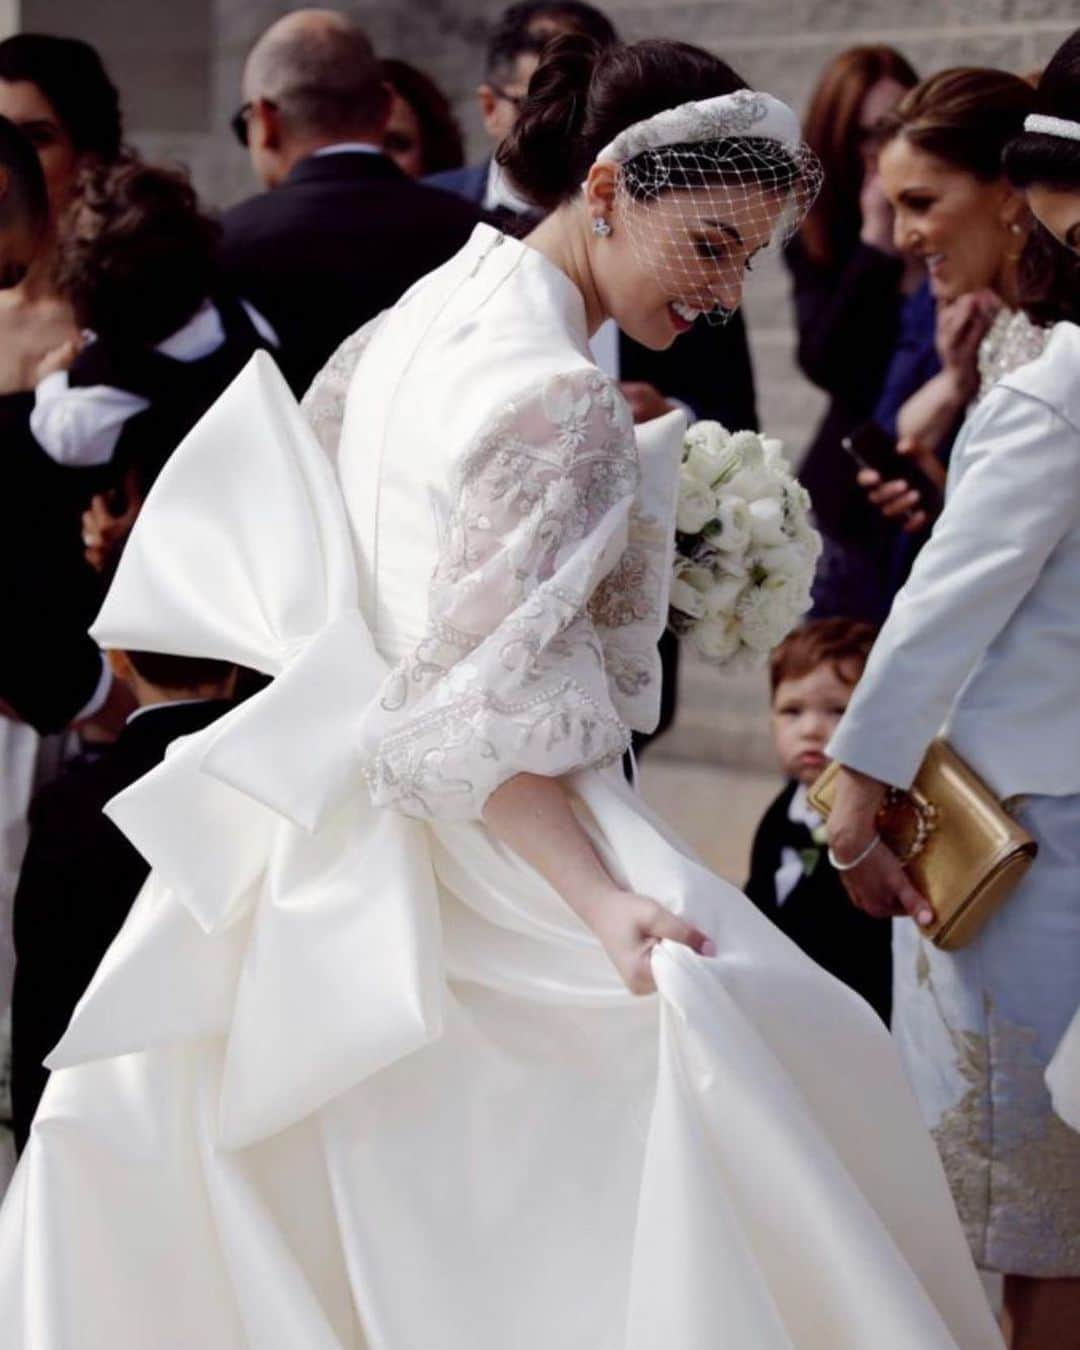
<box><xmin>591</xmin><ymin>217</ymin><xmax>612</xmax><ymax>237</ymax></box>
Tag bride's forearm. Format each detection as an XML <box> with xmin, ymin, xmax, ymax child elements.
<box><xmin>483</xmin><ymin>772</ymin><xmax>620</xmax><ymax>928</ymax></box>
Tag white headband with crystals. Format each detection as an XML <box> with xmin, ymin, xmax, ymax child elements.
<box><xmin>594</xmin><ymin>90</ymin><xmax>803</xmax><ymax>166</ymax></box>
<box><xmin>1024</xmin><ymin>113</ymin><xmax>1080</xmax><ymax>143</ymax></box>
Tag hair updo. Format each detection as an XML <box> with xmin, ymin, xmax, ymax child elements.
<box><xmin>497</xmin><ymin>36</ymin><xmax>748</xmax><ymax>211</ymax></box>
<box><xmin>1003</xmin><ymin>28</ymin><xmax>1080</xmax><ymax>193</ymax></box>
<box><xmin>880</xmin><ymin>67</ymin><xmax>1035</xmax><ymax>181</ymax></box>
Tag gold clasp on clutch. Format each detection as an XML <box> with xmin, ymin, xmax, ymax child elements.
<box><xmin>878</xmin><ymin>786</ymin><xmax>939</xmax><ymax>865</ymax></box>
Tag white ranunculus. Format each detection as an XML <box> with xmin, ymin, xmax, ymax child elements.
<box><xmin>676</xmin><ymin>481</ymin><xmax>717</xmax><ymax>535</ymax></box>
<box><xmin>692</xmin><ymin>615</ymin><xmax>741</xmax><ymax>664</ymax></box>
<box><xmin>703</xmin><ymin>497</ymin><xmax>751</xmax><ymax>554</ymax></box>
<box><xmin>747</xmin><ymin>497</ymin><xmax>789</xmax><ymax>547</ymax></box>
<box><xmin>702</xmin><ymin>573</ymin><xmax>747</xmax><ymax>618</ymax></box>
<box><xmin>669</xmin><ymin>576</ymin><xmax>708</xmax><ymax>620</ymax></box>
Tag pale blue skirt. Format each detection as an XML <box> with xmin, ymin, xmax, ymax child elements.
<box><xmin>893</xmin><ymin>792</ymin><xmax>1080</xmax><ymax>1276</ymax></box>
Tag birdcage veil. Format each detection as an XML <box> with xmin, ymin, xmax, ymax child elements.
<box><xmin>595</xmin><ymin>91</ymin><xmax>823</xmax><ymax>325</ymax></box>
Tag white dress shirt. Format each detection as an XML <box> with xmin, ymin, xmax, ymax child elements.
<box><xmin>31</xmin><ymin>299</ymin><xmax>278</xmax><ymax>468</ymax></box>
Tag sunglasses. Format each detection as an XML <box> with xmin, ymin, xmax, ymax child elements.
<box><xmin>487</xmin><ymin>80</ymin><xmax>525</xmax><ymax>110</ymax></box>
<box><xmin>230</xmin><ymin>99</ymin><xmax>277</xmax><ymax>148</ymax></box>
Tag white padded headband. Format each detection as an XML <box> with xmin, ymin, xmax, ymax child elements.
<box><xmin>1024</xmin><ymin>113</ymin><xmax>1080</xmax><ymax>144</ymax></box>
<box><xmin>594</xmin><ymin>90</ymin><xmax>803</xmax><ymax>166</ymax></box>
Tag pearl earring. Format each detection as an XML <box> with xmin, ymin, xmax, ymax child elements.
<box><xmin>1010</xmin><ymin>222</ymin><xmax>1023</xmax><ymax>235</ymax></box>
<box><xmin>591</xmin><ymin>217</ymin><xmax>612</xmax><ymax>237</ymax></box>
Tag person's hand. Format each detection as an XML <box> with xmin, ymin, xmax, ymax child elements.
<box><xmin>588</xmin><ymin>887</ymin><xmax>716</xmax><ymax>995</ymax></box>
<box><xmin>858</xmin><ymin>172</ymin><xmax>897</xmax><ymax>254</ymax></box>
<box><xmin>33</xmin><ymin>336</ymin><xmax>82</xmax><ymax>385</ymax></box>
<box><xmin>82</xmin><ymin>466</ymin><xmax>142</xmax><ymax>572</ymax></box>
<box><xmin>857</xmin><ymin>436</ymin><xmax>946</xmax><ymax>534</ymax></box>
<box><xmin>826</xmin><ymin>766</ymin><xmax>935</xmax><ymax>927</ymax></box>
<box><xmin>935</xmin><ymin>291</ymin><xmax>999</xmax><ymax>401</ymax></box>
<box><xmin>619</xmin><ymin>381</ymin><xmax>674</xmax><ymax>424</ymax></box>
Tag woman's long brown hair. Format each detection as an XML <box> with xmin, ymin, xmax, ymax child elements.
<box><xmin>800</xmin><ymin>45</ymin><xmax>918</xmax><ymax>269</ymax></box>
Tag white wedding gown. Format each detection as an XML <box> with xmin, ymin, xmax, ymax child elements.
<box><xmin>0</xmin><ymin>226</ymin><xmax>1002</xmax><ymax>1348</ymax></box>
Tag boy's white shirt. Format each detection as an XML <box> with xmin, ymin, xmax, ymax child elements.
<box><xmin>774</xmin><ymin>782</ymin><xmax>824</xmax><ymax>907</ymax></box>
<box><xmin>31</xmin><ymin>299</ymin><xmax>278</xmax><ymax>467</ymax></box>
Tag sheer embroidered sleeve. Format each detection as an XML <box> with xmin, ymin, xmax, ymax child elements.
<box><xmin>300</xmin><ymin>314</ymin><xmax>385</xmax><ymax>460</ymax></box>
<box><xmin>358</xmin><ymin>368</ymin><xmax>642</xmax><ymax>820</ymax></box>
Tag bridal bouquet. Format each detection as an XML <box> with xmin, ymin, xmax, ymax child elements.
<box><xmin>669</xmin><ymin>421</ymin><xmax>821</xmax><ymax>670</ymax></box>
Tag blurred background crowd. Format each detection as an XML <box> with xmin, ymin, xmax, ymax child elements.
<box><xmin>1</xmin><ymin>1</ymin><xmax>1080</xmax><ymax>1336</ymax></box>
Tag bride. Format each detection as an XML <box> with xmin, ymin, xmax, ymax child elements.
<box><xmin>0</xmin><ymin>36</ymin><xmax>1002</xmax><ymax>1349</ymax></box>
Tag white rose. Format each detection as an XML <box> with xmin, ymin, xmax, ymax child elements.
<box><xmin>692</xmin><ymin>615</ymin><xmax>741</xmax><ymax>665</ymax></box>
<box><xmin>727</xmin><ymin>429</ymin><xmax>765</xmax><ymax>470</ymax></box>
<box><xmin>670</xmin><ymin>576</ymin><xmax>708</xmax><ymax>620</ymax></box>
<box><xmin>747</xmin><ymin>497</ymin><xmax>789</xmax><ymax>547</ymax></box>
<box><xmin>684</xmin><ymin>420</ymin><xmax>731</xmax><ymax>455</ymax></box>
<box><xmin>684</xmin><ymin>441</ymin><xmax>741</xmax><ymax>488</ymax></box>
<box><xmin>761</xmin><ymin>436</ymin><xmax>788</xmax><ymax>469</ymax></box>
<box><xmin>737</xmin><ymin>581</ymin><xmax>800</xmax><ymax>652</ymax></box>
<box><xmin>676</xmin><ymin>481</ymin><xmax>717</xmax><ymax>535</ymax></box>
<box><xmin>703</xmin><ymin>497</ymin><xmax>751</xmax><ymax>554</ymax></box>
<box><xmin>756</xmin><ymin>542</ymin><xmax>810</xmax><ymax>584</ymax></box>
<box><xmin>702</xmin><ymin>573</ymin><xmax>747</xmax><ymax>618</ymax></box>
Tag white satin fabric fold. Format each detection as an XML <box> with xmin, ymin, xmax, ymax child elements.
<box><xmin>0</xmin><ymin>353</ymin><xmax>1002</xmax><ymax>1348</ymax></box>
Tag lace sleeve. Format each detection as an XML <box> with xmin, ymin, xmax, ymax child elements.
<box><xmin>358</xmin><ymin>368</ymin><xmax>641</xmax><ymax>820</ymax></box>
<box><xmin>300</xmin><ymin>313</ymin><xmax>386</xmax><ymax>459</ymax></box>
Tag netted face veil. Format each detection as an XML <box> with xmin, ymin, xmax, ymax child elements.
<box><xmin>596</xmin><ymin>90</ymin><xmax>823</xmax><ymax>325</ymax></box>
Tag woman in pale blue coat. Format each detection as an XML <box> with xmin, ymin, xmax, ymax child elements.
<box><xmin>826</xmin><ymin>31</ymin><xmax>1080</xmax><ymax>1350</ymax></box>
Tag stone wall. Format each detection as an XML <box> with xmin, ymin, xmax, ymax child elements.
<box><xmin>7</xmin><ymin>0</ymin><xmax>1078</xmax><ymax>458</ymax></box>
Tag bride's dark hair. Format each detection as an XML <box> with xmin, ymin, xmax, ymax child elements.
<box><xmin>1003</xmin><ymin>29</ymin><xmax>1080</xmax><ymax>193</ymax></box>
<box><xmin>1001</xmin><ymin>31</ymin><xmax>1080</xmax><ymax>325</ymax></box>
<box><xmin>497</xmin><ymin>36</ymin><xmax>749</xmax><ymax>210</ymax></box>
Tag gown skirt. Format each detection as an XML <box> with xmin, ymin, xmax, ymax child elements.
<box><xmin>0</xmin><ymin>354</ymin><xmax>1003</xmax><ymax>1349</ymax></box>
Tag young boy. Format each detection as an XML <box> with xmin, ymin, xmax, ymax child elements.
<box><xmin>9</xmin><ymin>649</ymin><xmax>237</xmax><ymax>1150</ymax></box>
<box><xmin>745</xmin><ymin>618</ymin><xmax>892</xmax><ymax>1024</ymax></box>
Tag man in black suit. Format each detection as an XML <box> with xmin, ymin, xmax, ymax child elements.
<box><xmin>220</xmin><ymin>10</ymin><xmax>485</xmax><ymax>396</ymax></box>
<box><xmin>428</xmin><ymin>2</ymin><xmax>759</xmax><ymax>749</ymax></box>
<box><xmin>10</xmin><ymin>649</ymin><xmax>237</xmax><ymax>1149</ymax></box>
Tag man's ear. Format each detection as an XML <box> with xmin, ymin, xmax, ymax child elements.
<box><xmin>251</xmin><ymin>97</ymin><xmax>284</xmax><ymax>153</ymax></box>
<box><xmin>477</xmin><ymin>84</ymin><xmax>500</xmax><ymax>138</ymax></box>
<box><xmin>106</xmin><ymin>648</ymin><xmax>134</xmax><ymax>685</ymax></box>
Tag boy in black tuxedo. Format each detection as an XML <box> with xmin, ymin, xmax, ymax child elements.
<box><xmin>745</xmin><ymin>619</ymin><xmax>892</xmax><ymax>1024</ymax></box>
<box><xmin>10</xmin><ymin>649</ymin><xmax>237</xmax><ymax>1150</ymax></box>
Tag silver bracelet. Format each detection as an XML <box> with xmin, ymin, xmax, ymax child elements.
<box><xmin>828</xmin><ymin>833</ymin><xmax>882</xmax><ymax>873</ymax></box>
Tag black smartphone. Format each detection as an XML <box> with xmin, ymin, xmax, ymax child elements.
<box><xmin>841</xmin><ymin>421</ymin><xmax>942</xmax><ymax>520</ymax></box>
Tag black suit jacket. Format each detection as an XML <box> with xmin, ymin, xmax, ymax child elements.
<box><xmin>220</xmin><ymin>152</ymin><xmax>486</xmax><ymax>395</ymax></box>
<box><xmin>745</xmin><ymin>781</ymin><xmax>892</xmax><ymax>1025</ymax></box>
<box><xmin>1</xmin><ymin>393</ymin><xmax>105</xmax><ymax>731</ymax></box>
<box><xmin>11</xmin><ymin>699</ymin><xmax>233</xmax><ymax>1149</ymax></box>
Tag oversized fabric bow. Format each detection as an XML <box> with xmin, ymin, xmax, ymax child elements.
<box><xmin>48</xmin><ymin>353</ymin><xmax>445</xmax><ymax>1148</ymax></box>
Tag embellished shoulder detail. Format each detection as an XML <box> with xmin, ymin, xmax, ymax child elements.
<box><xmin>357</xmin><ymin>368</ymin><xmax>645</xmax><ymax>820</ymax></box>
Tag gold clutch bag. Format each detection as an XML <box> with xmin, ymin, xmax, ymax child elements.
<box><xmin>807</xmin><ymin>740</ymin><xmax>1038</xmax><ymax>950</ymax></box>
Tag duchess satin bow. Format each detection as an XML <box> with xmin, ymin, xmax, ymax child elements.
<box><xmin>52</xmin><ymin>353</ymin><xmax>446</xmax><ymax>1148</ymax></box>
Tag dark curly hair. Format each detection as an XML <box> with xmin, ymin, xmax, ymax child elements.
<box><xmin>55</xmin><ymin>155</ymin><xmax>220</xmax><ymax>346</ymax></box>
